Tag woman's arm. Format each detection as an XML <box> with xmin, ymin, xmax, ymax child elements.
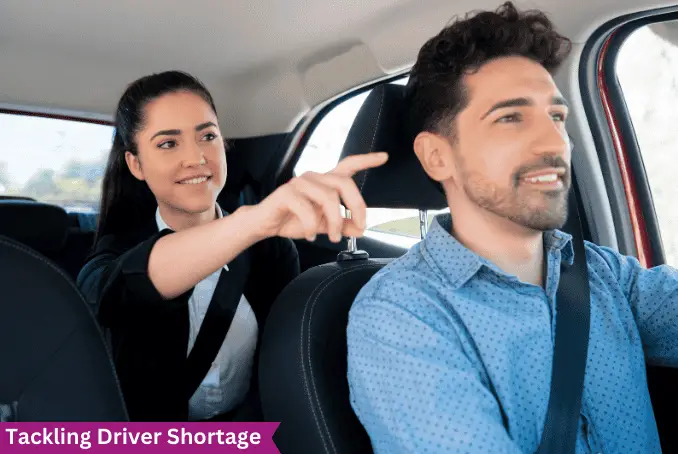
<box><xmin>147</xmin><ymin>206</ymin><xmax>264</xmax><ymax>299</ymax></box>
<box><xmin>142</xmin><ymin>152</ymin><xmax>387</xmax><ymax>299</ymax></box>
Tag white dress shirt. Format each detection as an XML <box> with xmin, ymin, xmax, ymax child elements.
<box><xmin>156</xmin><ymin>205</ymin><xmax>258</xmax><ymax>421</ymax></box>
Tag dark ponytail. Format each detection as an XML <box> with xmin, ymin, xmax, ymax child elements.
<box><xmin>94</xmin><ymin>71</ymin><xmax>218</xmax><ymax>244</ymax></box>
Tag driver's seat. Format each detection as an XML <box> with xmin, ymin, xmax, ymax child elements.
<box><xmin>258</xmin><ymin>83</ymin><xmax>447</xmax><ymax>453</ymax></box>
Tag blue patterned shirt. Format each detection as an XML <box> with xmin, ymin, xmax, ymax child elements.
<box><xmin>347</xmin><ymin>214</ymin><xmax>678</xmax><ymax>453</ymax></box>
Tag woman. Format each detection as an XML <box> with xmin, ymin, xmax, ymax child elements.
<box><xmin>77</xmin><ymin>71</ymin><xmax>386</xmax><ymax>422</ymax></box>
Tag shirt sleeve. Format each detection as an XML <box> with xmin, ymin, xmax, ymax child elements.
<box><xmin>587</xmin><ymin>242</ymin><xmax>678</xmax><ymax>367</ymax></box>
<box><xmin>347</xmin><ymin>295</ymin><xmax>523</xmax><ymax>454</ymax></box>
<box><xmin>76</xmin><ymin>230</ymin><xmax>182</xmax><ymax>327</ymax></box>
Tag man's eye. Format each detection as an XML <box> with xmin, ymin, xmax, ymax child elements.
<box><xmin>202</xmin><ymin>133</ymin><xmax>217</xmax><ymax>141</ymax></box>
<box><xmin>496</xmin><ymin>113</ymin><xmax>522</xmax><ymax>123</ymax></box>
<box><xmin>551</xmin><ymin>112</ymin><xmax>567</xmax><ymax>122</ymax></box>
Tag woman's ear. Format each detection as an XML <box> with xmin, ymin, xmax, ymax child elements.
<box><xmin>124</xmin><ymin>151</ymin><xmax>145</xmax><ymax>181</ymax></box>
<box><xmin>413</xmin><ymin>132</ymin><xmax>456</xmax><ymax>185</ymax></box>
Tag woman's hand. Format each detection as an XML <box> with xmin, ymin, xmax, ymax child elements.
<box><xmin>246</xmin><ymin>152</ymin><xmax>388</xmax><ymax>243</ymax></box>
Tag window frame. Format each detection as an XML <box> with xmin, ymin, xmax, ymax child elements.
<box><xmin>581</xmin><ymin>6</ymin><xmax>678</xmax><ymax>267</ymax></box>
<box><xmin>0</xmin><ymin>108</ymin><xmax>113</xmax><ymax>127</ymax></box>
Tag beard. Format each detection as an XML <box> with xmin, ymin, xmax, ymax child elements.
<box><xmin>459</xmin><ymin>156</ymin><xmax>571</xmax><ymax>231</ymax></box>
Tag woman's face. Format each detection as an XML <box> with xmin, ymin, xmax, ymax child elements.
<box><xmin>125</xmin><ymin>91</ymin><xmax>227</xmax><ymax>219</ymax></box>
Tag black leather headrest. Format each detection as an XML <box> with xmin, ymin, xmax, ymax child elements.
<box><xmin>339</xmin><ymin>83</ymin><xmax>447</xmax><ymax>210</ymax></box>
<box><xmin>0</xmin><ymin>200</ymin><xmax>69</xmax><ymax>253</ymax></box>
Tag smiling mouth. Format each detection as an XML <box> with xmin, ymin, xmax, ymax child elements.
<box><xmin>518</xmin><ymin>167</ymin><xmax>567</xmax><ymax>189</ymax></box>
<box><xmin>178</xmin><ymin>176</ymin><xmax>211</xmax><ymax>185</ymax></box>
<box><xmin>520</xmin><ymin>174</ymin><xmax>564</xmax><ymax>190</ymax></box>
<box><xmin>523</xmin><ymin>173</ymin><xmax>560</xmax><ymax>184</ymax></box>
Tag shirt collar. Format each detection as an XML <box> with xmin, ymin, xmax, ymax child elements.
<box><xmin>422</xmin><ymin>213</ymin><xmax>574</xmax><ymax>288</ymax></box>
<box><xmin>155</xmin><ymin>204</ymin><xmax>228</xmax><ymax>271</ymax></box>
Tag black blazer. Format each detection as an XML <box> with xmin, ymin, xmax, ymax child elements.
<box><xmin>77</xmin><ymin>212</ymin><xmax>299</xmax><ymax>421</ymax></box>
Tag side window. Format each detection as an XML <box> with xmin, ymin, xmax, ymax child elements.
<box><xmin>294</xmin><ymin>79</ymin><xmax>447</xmax><ymax>247</ymax></box>
<box><xmin>0</xmin><ymin>113</ymin><xmax>113</xmax><ymax>212</ymax></box>
<box><xmin>616</xmin><ymin>23</ymin><xmax>678</xmax><ymax>265</ymax></box>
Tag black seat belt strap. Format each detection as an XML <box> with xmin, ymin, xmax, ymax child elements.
<box><xmin>184</xmin><ymin>205</ymin><xmax>252</xmax><ymax>400</ymax></box>
<box><xmin>535</xmin><ymin>189</ymin><xmax>592</xmax><ymax>454</ymax></box>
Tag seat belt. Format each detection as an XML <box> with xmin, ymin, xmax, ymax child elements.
<box><xmin>183</xmin><ymin>197</ymin><xmax>253</xmax><ymax>401</ymax></box>
<box><xmin>535</xmin><ymin>189</ymin><xmax>591</xmax><ymax>454</ymax></box>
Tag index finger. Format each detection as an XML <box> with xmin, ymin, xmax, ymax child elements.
<box><xmin>330</xmin><ymin>152</ymin><xmax>388</xmax><ymax>177</ymax></box>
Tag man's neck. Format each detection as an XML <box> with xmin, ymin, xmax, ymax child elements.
<box><xmin>449</xmin><ymin>203</ymin><xmax>546</xmax><ymax>287</ymax></box>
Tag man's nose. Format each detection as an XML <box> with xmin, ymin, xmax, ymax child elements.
<box><xmin>532</xmin><ymin>118</ymin><xmax>571</xmax><ymax>158</ymax></box>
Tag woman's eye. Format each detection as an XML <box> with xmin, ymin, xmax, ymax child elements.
<box><xmin>202</xmin><ymin>132</ymin><xmax>217</xmax><ymax>141</ymax></box>
<box><xmin>496</xmin><ymin>113</ymin><xmax>522</xmax><ymax>123</ymax></box>
<box><xmin>158</xmin><ymin>140</ymin><xmax>177</xmax><ymax>149</ymax></box>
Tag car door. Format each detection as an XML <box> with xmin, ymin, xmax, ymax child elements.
<box><xmin>582</xmin><ymin>8</ymin><xmax>678</xmax><ymax>452</ymax></box>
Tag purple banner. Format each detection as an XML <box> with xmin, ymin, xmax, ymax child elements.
<box><xmin>0</xmin><ymin>423</ymin><xmax>280</xmax><ymax>453</ymax></box>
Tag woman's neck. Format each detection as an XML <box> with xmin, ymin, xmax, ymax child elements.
<box><xmin>158</xmin><ymin>203</ymin><xmax>218</xmax><ymax>231</ymax></box>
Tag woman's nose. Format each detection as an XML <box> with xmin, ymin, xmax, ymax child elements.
<box><xmin>182</xmin><ymin>144</ymin><xmax>206</xmax><ymax>167</ymax></box>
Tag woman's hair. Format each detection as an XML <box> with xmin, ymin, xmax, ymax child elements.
<box><xmin>406</xmin><ymin>1</ymin><xmax>572</xmax><ymax>139</ymax></box>
<box><xmin>95</xmin><ymin>71</ymin><xmax>218</xmax><ymax>243</ymax></box>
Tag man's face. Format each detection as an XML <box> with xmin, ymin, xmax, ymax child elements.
<box><xmin>440</xmin><ymin>56</ymin><xmax>571</xmax><ymax>231</ymax></box>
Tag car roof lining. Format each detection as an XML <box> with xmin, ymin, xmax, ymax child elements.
<box><xmin>0</xmin><ymin>0</ymin><xmax>674</xmax><ymax>137</ymax></box>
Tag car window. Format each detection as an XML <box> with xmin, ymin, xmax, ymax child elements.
<box><xmin>0</xmin><ymin>113</ymin><xmax>113</xmax><ymax>212</ymax></box>
<box><xmin>616</xmin><ymin>22</ymin><xmax>678</xmax><ymax>266</ymax></box>
<box><xmin>294</xmin><ymin>78</ymin><xmax>448</xmax><ymax>247</ymax></box>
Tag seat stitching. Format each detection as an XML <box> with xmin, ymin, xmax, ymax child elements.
<box><xmin>300</xmin><ymin>263</ymin><xmax>384</xmax><ymax>454</ymax></box>
<box><xmin>0</xmin><ymin>236</ymin><xmax>129</xmax><ymax>420</ymax></box>
<box><xmin>302</xmin><ymin>264</ymin><xmax>382</xmax><ymax>454</ymax></box>
<box><xmin>359</xmin><ymin>87</ymin><xmax>385</xmax><ymax>195</ymax></box>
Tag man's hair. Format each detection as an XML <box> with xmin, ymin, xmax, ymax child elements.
<box><xmin>406</xmin><ymin>1</ymin><xmax>572</xmax><ymax>139</ymax></box>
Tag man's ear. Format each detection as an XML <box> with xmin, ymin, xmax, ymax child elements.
<box><xmin>413</xmin><ymin>131</ymin><xmax>456</xmax><ymax>184</ymax></box>
<box><xmin>124</xmin><ymin>151</ymin><xmax>145</xmax><ymax>181</ymax></box>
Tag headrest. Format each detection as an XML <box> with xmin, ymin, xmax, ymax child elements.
<box><xmin>339</xmin><ymin>83</ymin><xmax>447</xmax><ymax>210</ymax></box>
<box><xmin>0</xmin><ymin>200</ymin><xmax>69</xmax><ymax>253</ymax></box>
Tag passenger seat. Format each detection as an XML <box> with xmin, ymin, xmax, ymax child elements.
<box><xmin>258</xmin><ymin>84</ymin><xmax>448</xmax><ymax>454</ymax></box>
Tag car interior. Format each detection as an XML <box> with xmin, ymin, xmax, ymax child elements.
<box><xmin>3</xmin><ymin>0</ymin><xmax>678</xmax><ymax>452</ymax></box>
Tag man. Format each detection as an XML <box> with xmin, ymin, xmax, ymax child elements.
<box><xmin>346</xmin><ymin>2</ymin><xmax>678</xmax><ymax>453</ymax></box>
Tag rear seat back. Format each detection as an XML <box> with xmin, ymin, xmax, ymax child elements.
<box><xmin>62</xmin><ymin>211</ymin><xmax>98</xmax><ymax>278</ymax></box>
<box><xmin>0</xmin><ymin>200</ymin><xmax>95</xmax><ymax>279</ymax></box>
<box><xmin>0</xmin><ymin>199</ymin><xmax>69</xmax><ymax>253</ymax></box>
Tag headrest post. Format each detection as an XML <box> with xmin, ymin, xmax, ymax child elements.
<box><xmin>346</xmin><ymin>209</ymin><xmax>357</xmax><ymax>252</ymax></box>
<box><xmin>419</xmin><ymin>210</ymin><xmax>429</xmax><ymax>239</ymax></box>
<box><xmin>347</xmin><ymin>236</ymin><xmax>357</xmax><ymax>253</ymax></box>
<box><xmin>337</xmin><ymin>209</ymin><xmax>369</xmax><ymax>262</ymax></box>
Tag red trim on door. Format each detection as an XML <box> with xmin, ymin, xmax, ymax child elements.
<box><xmin>597</xmin><ymin>33</ymin><xmax>653</xmax><ymax>267</ymax></box>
